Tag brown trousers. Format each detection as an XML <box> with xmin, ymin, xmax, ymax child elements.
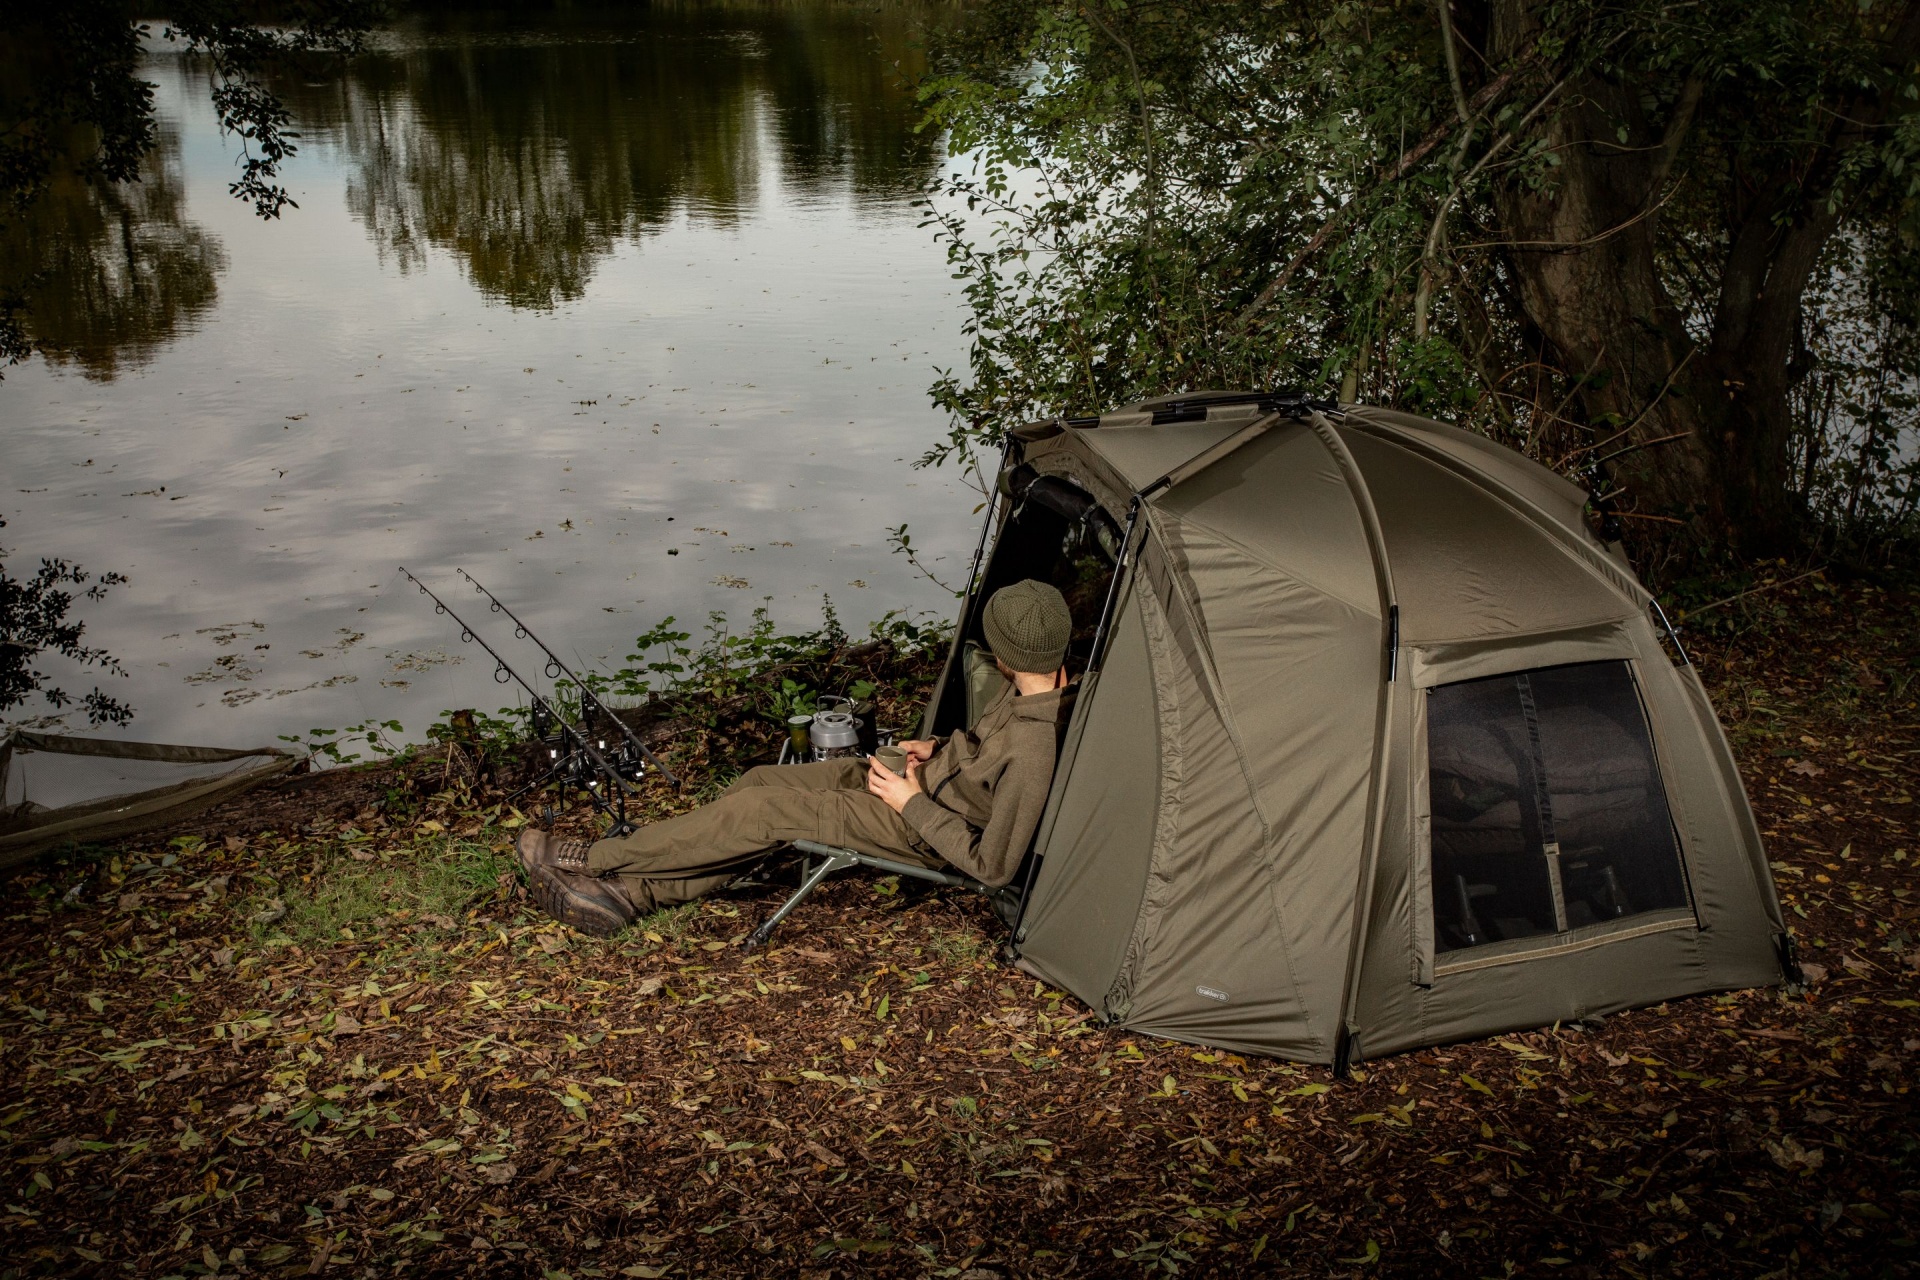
<box><xmin>585</xmin><ymin>758</ymin><xmax>938</xmax><ymax>912</ymax></box>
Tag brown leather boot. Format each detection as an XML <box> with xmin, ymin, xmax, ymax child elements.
<box><xmin>527</xmin><ymin>861</ymin><xmax>635</xmax><ymax>937</ymax></box>
<box><xmin>515</xmin><ymin>829</ymin><xmax>592</xmax><ymax>875</ymax></box>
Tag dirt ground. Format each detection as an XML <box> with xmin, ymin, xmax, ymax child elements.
<box><xmin>0</xmin><ymin>577</ymin><xmax>1915</xmax><ymax>1278</ymax></box>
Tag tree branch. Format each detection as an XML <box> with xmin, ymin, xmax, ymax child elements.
<box><xmin>1648</xmin><ymin>76</ymin><xmax>1703</xmax><ymax>198</ymax></box>
<box><xmin>1415</xmin><ymin>0</ymin><xmax>1477</xmax><ymax>337</ymax></box>
<box><xmin>1081</xmin><ymin>4</ymin><xmax>1158</xmax><ymax>257</ymax></box>
<box><xmin>1714</xmin><ymin>0</ymin><xmax>1920</xmax><ymax>356</ymax></box>
<box><xmin>1235</xmin><ymin>46</ymin><xmax>1536</xmax><ymax>330</ymax></box>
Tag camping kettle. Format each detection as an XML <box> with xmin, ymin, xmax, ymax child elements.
<box><xmin>808</xmin><ymin>700</ymin><xmax>865</xmax><ymax>761</ymax></box>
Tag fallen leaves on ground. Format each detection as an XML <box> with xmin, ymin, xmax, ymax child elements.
<box><xmin>0</xmin><ymin>582</ymin><xmax>1915</xmax><ymax>1277</ymax></box>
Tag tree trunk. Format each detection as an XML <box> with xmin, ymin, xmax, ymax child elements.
<box><xmin>1481</xmin><ymin>0</ymin><xmax>1920</xmax><ymax>561</ymax></box>
<box><xmin>1483</xmin><ymin>10</ymin><xmax>1798</xmax><ymax>557</ymax></box>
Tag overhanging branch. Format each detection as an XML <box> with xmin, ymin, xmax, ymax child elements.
<box><xmin>1234</xmin><ymin>46</ymin><xmax>1537</xmax><ymax>330</ymax></box>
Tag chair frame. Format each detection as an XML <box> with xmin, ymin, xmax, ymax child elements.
<box><xmin>744</xmin><ymin>839</ymin><xmax>1009</xmax><ymax>947</ymax></box>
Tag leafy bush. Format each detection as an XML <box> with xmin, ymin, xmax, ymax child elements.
<box><xmin>0</xmin><ymin>514</ymin><xmax>131</xmax><ymax>727</ymax></box>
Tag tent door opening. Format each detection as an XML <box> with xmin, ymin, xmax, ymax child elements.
<box><xmin>927</xmin><ymin>466</ymin><xmax>1119</xmax><ymax>736</ymax></box>
<box><xmin>1426</xmin><ymin>659</ymin><xmax>1694</xmax><ymax>960</ymax></box>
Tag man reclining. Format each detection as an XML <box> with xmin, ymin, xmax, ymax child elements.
<box><xmin>515</xmin><ymin>580</ymin><xmax>1078</xmax><ymax>936</ymax></box>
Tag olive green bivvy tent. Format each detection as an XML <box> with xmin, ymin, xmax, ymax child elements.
<box><xmin>921</xmin><ymin>392</ymin><xmax>1794</xmax><ymax>1067</ymax></box>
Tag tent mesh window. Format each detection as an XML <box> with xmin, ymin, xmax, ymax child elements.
<box><xmin>1428</xmin><ymin>660</ymin><xmax>1691</xmax><ymax>954</ymax></box>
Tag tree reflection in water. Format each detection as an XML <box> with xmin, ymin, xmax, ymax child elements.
<box><xmin>4</xmin><ymin>3</ymin><xmax>943</xmax><ymax>372</ymax></box>
<box><xmin>289</xmin><ymin>4</ymin><xmax>942</xmax><ymax>310</ymax></box>
<box><xmin>0</xmin><ymin>128</ymin><xmax>224</xmax><ymax>381</ymax></box>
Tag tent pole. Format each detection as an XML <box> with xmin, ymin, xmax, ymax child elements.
<box><xmin>1085</xmin><ymin>494</ymin><xmax>1144</xmax><ymax>673</ymax></box>
<box><xmin>1305</xmin><ymin>414</ymin><xmax>1401</xmax><ymax>1079</ymax></box>
<box><xmin>1649</xmin><ymin>597</ymin><xmax>1692</xmax><ymax>666</ymax></box>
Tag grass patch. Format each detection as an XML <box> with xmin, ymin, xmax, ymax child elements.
<box><xmin>249</xmin><ymin>837</ymin><xmax>513</xmax><ymax>946</ymax></box>
<box><xmin>632</xmin><ymin>901</ymin><xmax>700</xmax><ymax>940</ymax></box>
<box><xmin>927</xmin><ymin>926</ymin><xmax>988</xmax><ymax>966</ymax></box>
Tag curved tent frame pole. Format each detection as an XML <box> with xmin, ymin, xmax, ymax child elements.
<box><xmin>964</xmin><ymin>434</ymin><xmax>1018</xmax><ymax>609</ymax></box>
<box><xmin>1304</xmin><ymin>414</ymin><xmax>1402</xmax><ymax>1077</ymax></box>
<box><xmin>1083</xmin><ymin>495</ymin><xmax>1145</xmax><ymax>673</ymax></box>
<box><xmin>1649</xmin><ymin>598</ymin><xmax>1692</xmax><ymax>666</ymax></box>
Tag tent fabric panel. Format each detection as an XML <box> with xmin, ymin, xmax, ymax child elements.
<box><xmin>1627</xmin><ymin>627</ymin><xmax>1787</xmax><ymax>949</ymax></box>
<box><xmin>4</xmin><ymin>730</ymin><xmax>293</xmax><ymax>766</ymax></box>
<box><xmin>1341</xmin><ymin>406</ymin><xmax>1594</xmax><ymax>541</ymax></box>
<box><xmin>1017</xmin><ymin>588</ymin><xmax>1162</xmax><ymax>1008</ymax></box>
<box><xmin>1672</xmin><ymin>670</ymin><xmax>1786</xmax><ymax>937</ymax></box>
<box><xmin>1340</xmin><ymin>430</ymin><xmax>1628</xmax><ymax>644</ymax></box>
<box><xmin>1116</xmin><ymin>523</ymin><xmax>1378</xmax><ymax>1060</ymax></box>
<box><xmin>1354</xmin><ymin>918</ymin><xmax>1782</xmax><ymax>1061</ymax></box>
<box><xmin>1349</xmin><ymin>667</ymin><xmax>1427</xmax><ymax>998</ymax></box>
<box><xmin>1169</xmin><ymin>520</ymin><xmax>1381</xmax><ymax>1023</ymax></box>
<box><xmin>1073</xmin><ymin>420</ymin><xmax>1253</xmax><ymax>493</ymax></box>
<box><xmin>1153</xmin><ymin>421</ymin><xmax>1381</xmax><ymax>617</ymax></box>
<box><xmin>1111</xmin><ymin>566</ymin><xmax>1321</xmax><ymax>1056</ymax></box>
<box><xmin>1342</xmin><ymin>410</ymin><xmax>1652</xmax><ymax>610</ymax></box>
<box><xmin>1019</xmin><ymin>430</ymin><xmax>1136</xmax><ymax>522</ymax></box>
<box><xmin>0</xmin><ymin>754</ymin><xmax>296</xmax><ymax>869</ymax></box>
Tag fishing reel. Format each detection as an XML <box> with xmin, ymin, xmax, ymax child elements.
<box><xmin>529</xmin><ymin>701</ymin><xmax>570</xmax><ymax>765</ymax></box>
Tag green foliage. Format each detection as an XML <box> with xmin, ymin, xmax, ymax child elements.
<box><xmin>278</xmin><ymin>719</ymin><xmax>407</xmax><ymax>768</ymax></box>
<box><xmin>919</xmin><ymin>0</ymin><xmax>1920</xmax><ymax>561</ymax></box>
<box><xmin>888</xmin><ymin>522</ymin><xmax>963</xmax><ymax>596</ymax></box>
<box><xmin>0</xmin><ymin>513</ymin><xmax>131</xmax><ymax>727</ymax></box>
<box><xmin>422</xmin><ymin>706</ymin><xmax>525</xmax><ymax>769</ymax></box>
<box><xmin>765</xmin><ymin>677</ymin><xmax>820</xmax><ymax>725</ymax></box>
<box><xmin>1</xmin><ymin>3</ymin><xmax>384</xmax><ymax>372</ymax></box>
<box><xmin>632</xmin><ymin>901</ymin><xmax>700</xmax><ymax>942</ymax></box>
<box><xmin>610</xmin><ymin>596</ymin><xmax>946</xmax><ymax>709</ymax></box>
<box><xmin>1</xmin><ymin>2</ymin><xmax>385</xmax><ymax>217</ymax></box>
<box><xmin>286</xmin><ymin>598</ymin><xmax>950</xmax><ymax>766</ymax></box>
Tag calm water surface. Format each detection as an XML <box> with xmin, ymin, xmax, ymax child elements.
<box><xmin>2</xmin><ymin>4</ymin><xmax>975</xmax><ymax>756</ymax></box>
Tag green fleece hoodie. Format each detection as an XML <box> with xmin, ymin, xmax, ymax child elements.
<box><xmin>900</xmin><ymin>682</ymin><xmax>1077</xmax><ymax>887</ymax></box>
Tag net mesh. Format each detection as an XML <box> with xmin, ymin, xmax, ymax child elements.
<box><xmin>0</xmin><ymin>730</ymin><xmax>297</xmax><ymax>869</ymax></box>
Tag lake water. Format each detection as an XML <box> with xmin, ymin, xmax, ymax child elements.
<box><xmin>1</xmin><ymin>3</ymin><xmax>978</xmax><ymax>758</ymax></box>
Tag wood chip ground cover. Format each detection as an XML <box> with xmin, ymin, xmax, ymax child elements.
<box><xmin>1</xmin><ymin>580</ymin><xmax>1915</xmax><ymax>1277</ymax></box>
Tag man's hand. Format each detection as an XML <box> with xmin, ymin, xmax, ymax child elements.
<box><xmin>866</xmin><ymin>754</ymin><xmax>923</xmax><ymax>814</ymax></box>
<box><xmin>896</xmin><ymin>738</ymin><xmax>937</xmax><ymax>764</ymax></box>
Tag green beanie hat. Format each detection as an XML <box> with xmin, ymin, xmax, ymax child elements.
<box><xmin>981</xmin><ymin>579</ymin><xmax>1072</xmax><ymax>674</ymax></box>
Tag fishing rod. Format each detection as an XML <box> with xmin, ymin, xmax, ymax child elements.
<box><xmin>399</xmin><ymin>567</ymin><xmax>640</xmax><ymax>836</ymax></box>
<box><xmin>455</xmin><ymin>568</ymin><xmax>679</xmax><ymax>789</ymax></box>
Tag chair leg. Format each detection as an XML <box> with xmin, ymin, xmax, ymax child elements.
<box><xmin>746</xmin><ymin>849</ymin><xmax>859</xmax><ymax>948</ymax></box>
